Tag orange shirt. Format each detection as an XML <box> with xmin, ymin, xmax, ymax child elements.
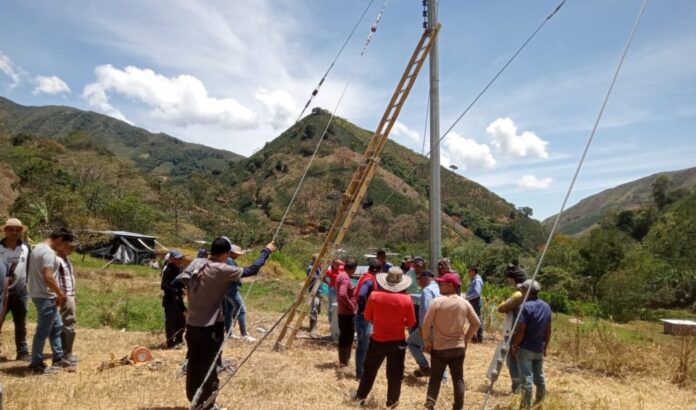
<box><xmin>364</xmin><ymin>290</ymin><xmax>416</xmax><ymax>342</ymax></box>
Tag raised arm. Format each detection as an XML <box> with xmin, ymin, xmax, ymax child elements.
<box><xmin>240</xmin><ymin>242</ymin><xmax>276</xmax><ymax>278</ymax></box>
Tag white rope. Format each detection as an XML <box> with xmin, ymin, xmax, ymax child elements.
<box><xmin>480</xmin><ymin>0</ymin><xmax>648</xmax><ymax>407</ymax></box>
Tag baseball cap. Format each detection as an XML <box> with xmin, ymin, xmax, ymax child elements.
<box><xmin>169</xmin><ymin>249</ymin><xmax>184</xmax><ymax>259</ymax></box>
<box><xmin>413</xmin><ymin>256</ymin><xmax>425</xmax><ymax>267</ymax></box>
<box><xmin>435</xmin><ymin>272</ymin><xmax>461</xmax><ymax>287</ymax></box>
<box><xmin>517</xmin><ymin>279</ymin><xmax>541</xmax><ymax>293</ymax></box>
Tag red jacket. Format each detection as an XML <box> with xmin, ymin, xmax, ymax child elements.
<box><xmin>325</xmin><ymin>265</ymin><xmax>345</xmax><ymax>288</ymax></box>
<box><xmin>336</xmin><ymin>271</ymin><xmax>356</xmax><ymax>315</ymax></box>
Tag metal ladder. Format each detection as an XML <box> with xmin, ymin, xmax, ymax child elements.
<box><xmin>274</xmin><ymin>24</ymin><xmax>441</xmax><ymax>350</ymax></box>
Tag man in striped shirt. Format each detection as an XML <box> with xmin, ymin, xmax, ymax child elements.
<box><xmin>56</xmin><ymin>242</ymin><xmax>78</xmax><ymax>365</ymax></box>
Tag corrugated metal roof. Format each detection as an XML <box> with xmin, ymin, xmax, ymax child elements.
<box><xmin>92</xmin><ymin>230</ymin><xmax>157</xmax><ymax>239</ymax></box>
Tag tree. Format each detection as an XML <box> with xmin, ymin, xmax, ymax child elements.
<box><xmin>578</xmin><ymin>227</ymin><xmax>630</xmax><ymax>300</ymax></box>
<box><xmin>652</xmin><ymin>174</ymin><xmax>671</xmax><ymax>210</ymax></box>
<box><xmin>518</xmin><ymin>206</ymin><xmax>533</xmax><ymax>217</ymax></box>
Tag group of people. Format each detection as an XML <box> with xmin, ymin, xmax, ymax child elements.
<box><xmin>308</xmin><ymin>252</ymin><xmax>552</xmax><ymax>409</ymax></box>
<box><xmin>0</xmin><ymin>218</ymin><xmax>80</xmax><ymax>375</ymax></box>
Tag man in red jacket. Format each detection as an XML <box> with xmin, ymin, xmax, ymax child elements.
<box><xmin>336</xmin><ymin>258</ymin><xmax>357</xmax><ymax>366</ymax></box>
<box><xmin>353</xmin><ymin>267</ymin><xmax>416</xmax><ymax>408</ymax></box>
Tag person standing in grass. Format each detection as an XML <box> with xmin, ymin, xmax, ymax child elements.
<box><xmin>161</xmin><ymin>249</ymin><xmax>187</xmax><ymax>349</ymax></box>
<box><xmin>27</xmin><ymin>228</ymin><xmax>77</xmax><ymax>374</ymax></box>
<box><xmin>336</xmin><ymin>258</ymin><xmax>357</xmax><ymax>367</ymax></box>
<box><xmin>353</xmin><ymin>267</ymin><xmax>416</xmax><ymax>408</ymax></box>
<box><xmin>0</xmin><ymin>218</ymin><xmax>31</xmax><ymax>361</ymax></box>
<box><xmin>422</xmin><ymin>272</ymin><xmax>481</xmax><ymax>410</ymax></box>
<box><xmin>498</xmin><ymin>264</ymin><xmax>528</xmax><ymax>393</ymax></box>
<box><xmin>465</xmin><ymin>265</ymin><xmax>484</xmax><ymax>343</ymax></box>
<box><xmin>56</xmin><ymin>242</ymin><xmax>79</xmax><ymax>365</ymax></box>
<box><xmin>177</xmin><ymin>237</ymin><xmax>275</xmax><ymax>410</ymax></box>
<box><xmin>354</xmin><ymin>259</ymin><xmax>381</xmax><ymax>379</ymax></box>
<box><xmin>511</xmin><ymin>279</ymin><xmax>552</xmax><ymax>409</ymax></box>
<box><xmin>223</xmin><ymin>241</ymin><xmax>256</xmax><ymax>343</ymax></box>
<box><xmin>408</xmin><ymin>269</ymin><xmax>439</xmax><ymax>378</ymax></box>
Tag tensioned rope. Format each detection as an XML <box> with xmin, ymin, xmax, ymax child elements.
<box><xmin>190</xmin><ymin>2</ymin><xmax>392</xmax><ymax>408</ymax></box>
<box><xmin>479</xmin><ymin>0</ymin><xmax>649</xmax><ymax>408</ymax></box>
<box><xmin>378</xmin><ymin>0</ymin><xmax>567</xmax><ymax>209</ymax></box>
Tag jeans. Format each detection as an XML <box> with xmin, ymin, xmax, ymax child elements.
<box><xmin>59</xmin><ymin>296</ymin><xmax>77</xmax><ymax>357</ymax></box>
<box><xmin>223</xmin><ymin>284</ymin><xmax>247</xmax><ymax>336</ymax></box>
<box><xmin>516</xmin><ymin>348</ymin><xmax>546</xmax><ymax>408</ymax></box>
<box><xmin>31</xmin><ymin>297</ymin><xmax>63</xmax><ymax>365</ymax></box>
<box><xmin>327</xmin><ymin>287</ymin><xmax>337</xmax><ymax>323</ymax></box>
<box><xmin>505</xmin><ymin>337</ymin><xmax>521</xmax><ymax>392</ymax></box>
<box><xmin>309</xmin><ymin>294</ymin><xmax>321</xmax><ymax>333</ymax></box>
<box><xmin>407</xmin><ymin>328</ymin><xmax>430</xmax><ymax>369</ymax></box>
<box><xmin>427</xmin><ymin>348</ymin><xmax>466</xmax><ymax>410</ymax></box>
<box><xmin>185</xmin><ymin>322</ymin><xmax>225</xmax><ymax>410</ymax></box>
<box><xmin>1</xmin><ymin>293</ymin><xmax>28</xmax><ymax>355</ymax></box>
<box><xmin>471</xmin><ymin>298</ymin><xmax>484</xmax><ymax>342</ymax></box>
<box><xmin>355</xmin><ymin>314</ymin><xmax>372</xmax><ymax>378</ymax></box>
<box><xmin>356</xmin><ymin>339</ymin><xmax>407</xmax><ymax>408</ymax></box>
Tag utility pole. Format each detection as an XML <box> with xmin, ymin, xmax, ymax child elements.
<box><xmin>427</xmin><ymin>0</ymin><xmax>442</xmax><ymax>270</ymax></box>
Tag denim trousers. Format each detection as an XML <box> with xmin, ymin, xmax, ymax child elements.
<box><xmin>354</xmin><ymin>314</ymin><xmax>373</xmax><ymax>378</ymax></box>
<box><xmin>223</xmin><ymin>285</ymin><xmax>247</xmax><ymax>336</ymax></box>
<box><xmin>516</xmin><ymin>347</ymin><xmax>546</xmax><ymax>408</ymax></box>
<box><xmin>505</xmin><ymin>336</ymin><xmax>521</xmax><ymax>392</ymax></box>
<box><xmin>426</xmin><ymin>347</ymin><xmax>466</xmax><ymax>410</ymax></box>
<box><xmin>31</xmin><ymin>297</ymin><xmax>63</xmax><ymax>365</ymax></box>
<box><xmin>407</xmin><ymin>328</ymin><xmax>430</xmax><ymax>369</ymax></box>
<box><xmin>327</xmin><ymin>287</ymin><xmax>337</xmax><ymax>323</ymax></box>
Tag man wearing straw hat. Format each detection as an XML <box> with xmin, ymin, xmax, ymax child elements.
<box><xmin>0</xmin><ymin>218</ymin><xmax>31</xmax><ymax>361</ymax></box>
<box><xmin>353</xmin><ymin>267</ymin><xmax>416</xmax><ymax>408</ymax></box>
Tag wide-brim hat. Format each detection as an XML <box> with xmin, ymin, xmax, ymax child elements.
<box><xmin>376</xmin><ymin>267</ymin><xmax>412</xmax><ymax>293</ymax></box>
<box><xmin>2</xmin><ymin>218</ymin><xmax>28</xmax><ymax>233</ymax></box>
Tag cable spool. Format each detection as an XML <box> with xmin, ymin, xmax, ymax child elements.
<box><xmin>130</xmin><ymin>346</ymin><xmax>153</xmax><ymax>364</ymax></box>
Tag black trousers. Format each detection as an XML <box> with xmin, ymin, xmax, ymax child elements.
<box><xmin>427</xmin><ymin>347</ymin><xmax>466</xmax><ymax>410</ymax></box>
<box><xmin>338</xmin><ymin>314</ymin><xmax>355</xmax><ymax>348</ymax></box>
<box><xmin>356</xmin><ymin>339</ymin><xmax>406</xmax><ymax>407</ymax></box>
<box><xmin>185</xmin><ymin>323</ymin><xmax>224</xmax><ymax>410</ymax></box>
<box><xmin>1</xmin><ymin>293</ymin><xmax>28</xmax><ymax>355</ymax></box>
<box><xmin>164</xmin><ymin>297</ymin><xmax>186</xmax><ymax>347</ymax></box>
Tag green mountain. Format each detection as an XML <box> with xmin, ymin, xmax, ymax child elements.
<box><xmin>0</xmin><ymin>97</ymin><xmax>545</xmax><ymax>253</ymax></box>
<box><xmin>543</xmin><ymin>167</ymin><xmax>696</xmax><ymax>235</ymax></box>
<box><xmin>0</xmin><ymin>96</ymin><xmax>243</xmax><ymax>177</ymax></box>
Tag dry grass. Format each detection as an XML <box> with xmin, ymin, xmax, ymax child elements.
<box><xmin>2</xmin><ymin>314</ymin><xmax>696</xmax><ymax>410</ymax></box>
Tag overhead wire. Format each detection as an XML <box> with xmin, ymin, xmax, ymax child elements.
<box><xmin>378</xmin><ymin>0</ymin><xmax>568</xmax><ymax>209</ymax></box>
<box><xmin>190</xmin><ymin>2</ymin><xmax>392</xmax><ymax>408</ymax></box>
<box><xmin>480</xmin><ymin>0</ymin><xmax>649</xmax><ymax>408</ymax></box>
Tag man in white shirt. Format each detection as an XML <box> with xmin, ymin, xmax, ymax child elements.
<box><xmin>0</xmin><ymin>218</ymin><xmax>31</xmax><ymax>361</ymax></box>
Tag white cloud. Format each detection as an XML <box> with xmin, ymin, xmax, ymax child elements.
<box><xmin>33</xmin><ymin>75</ymin><xmax>71</xmax><ymax>95</ymax></box>
<box><xmin>486</xmin><ymin>117</ymin><xmax>549</xmax><ymax>158</ymax></box>
<box><xmin>0</xmin><ymin>51</ymin><xmax>21</xmax><ymax>88</ymax></box>
<box><xmin>518</xmin><ymin>175</ymin><xmax>553</xmax><ymax>189</ymax></box>
<box><xmin>254</xmin><ymin>88</ymin><xmax>297</xmax><ymax>130</ymax></box>
<box><xmin>82</xmin><ymin>64</ymin><xmax>258</xmax><ymax>129</ymax></box>
<box><xmin>392</xmin><ymin>121</ymin><xmax>422</xmax><ymax>142</ymax></box>
<box><xmin>442</xmin><ymin>132</ymin><xmax>496</xmax><ymax>170</ymax></box>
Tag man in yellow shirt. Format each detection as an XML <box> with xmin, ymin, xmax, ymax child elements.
<box><xmin>497</xmin><ymin>264</ymin><xmax>528</xmax><ymax>393</ymax></box>
<box><xmin>422</xmin><ymin>273</ymin><xmax>481</xmax><ymax>410</ymax></box>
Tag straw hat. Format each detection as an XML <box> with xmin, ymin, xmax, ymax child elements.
<box><xmin>376</xmin><ymin>267</ymin><xmax>413</xmax><ymax>293</ymax></box>
<box><xmin>2</xmin><ymin>218</ymin><xmax>27</xmax><ymax>233</ymax></box>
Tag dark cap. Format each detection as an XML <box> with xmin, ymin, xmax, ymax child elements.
<box><xmin>169</xmin><ymin>249</ymin><xmax>184</xmax><ymax>259</ymax></box>
<box><xmin>413</xmin><ymin>256</ymin><xmax>425</xmax><ymax>267</ymax></box>
<box><xmin>419</xmin><ymin>270</ymin><xmax>434</xmax><ymax>278</ymax></box>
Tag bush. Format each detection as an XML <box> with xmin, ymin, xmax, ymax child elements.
<box><xmin>539</xmin><ymin>291</ymin><xmax>570</xmax><ymax>314</ymax></box>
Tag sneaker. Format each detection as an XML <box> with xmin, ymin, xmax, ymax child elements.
<box><xmin>28</xmin><ymin>362</ymin><xmax>59</xmax><ymax>375</ymax></box>
<box><xmin>16</xmin><ymin>352</ymin><xmax>31</xmax><ymax>362</ymax></box>
<box><xmin>227</xmin><ymin>334</ymin><xmax>241</xmax><ymax>340</ymax></box>
<box><xmin>242</xmin><ymin>335</ymin><xmax>257</xmax><ymax>343</ymax></box>
<box><xmin>414</xmin><ymin>367</ymin><xmax>431</xmax><ymax>378</ymax></box>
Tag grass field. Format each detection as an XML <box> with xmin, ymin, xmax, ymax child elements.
<box><xmin>1</xmin><ymin>256</ymin><xmax>695</xmax><ymax>409</ymax></box>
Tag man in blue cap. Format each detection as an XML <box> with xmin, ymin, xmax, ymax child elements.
<box><xmin>161</xmin><ymin>249</ymin><xmax>186</xmax><ymax>348</ymax></box>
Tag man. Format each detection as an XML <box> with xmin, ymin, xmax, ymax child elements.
<box><xmin>325</xmin><ymin>259</ymin><xmax>344</xmax><ymax>342</ymax></box>
<box><xmin>422</xmin><ymin>272</ymin><xmax>481</xmax><ymax>410</ymax></box>
<box><xmin>406</xmin><ymin>256</ymin><xmax>426</xmax><ymax>295</ymax></box>
<box><xmin>161</xmin><ymin>249</ymin><xmax>187</xmax><ymax>348</ymax></box>
<box><xmin>408</xmin><ymin>270</ymin><xmax>439</xmax><ymax>378</ymax></box>
<box><xmin>511</xmin><ymin>280</ymin><xmax>552</xmax><ymax>409</ymax></box>
<box><xmin>306</xmin><ymin>254</ymin><xmax>322</xmax><ymax>337</ymax></box>
<box><xmin>498</xmin><ymin>264</ymin><xmax>528</xmax><ymax>393</ymax></box>
<box><xmin>336</xmin><ymin>258</ymin><xmax>357</xmax><ymax>367</ymax></box>
<box><xmin>56</xmin><ymin>242</ymin><xmax>79</xmax><ymax>365</ymax></box>
<box><xmin>223</xmin><ymin>243</ymin><xmax>255</xmax><ymax>343</ymax></box>
<box><xmin>177</xmin><ymin>237</ymin><xmax>275</xmax><ymax>410</ymax></box>
<box><xmin>27</xmin><ymin>228</ymin><xmax>77</xmax><ymax>374</ymax></box>
<box><xmin>465</xmin><ymin>265</ymin><xmax>484</xmax><ymax>343</ymax></box>
<box><xmin>355</xmin><ymin>259</ymin><xmax>381</xmax><ymax>379</ymax></box>
<box><xmin>0</xmin><ymin>259</ymin><xmax>7</xmax><ymax>327</ymax></box>
<box><xmin>354</xmin><ymin>267</ymin><xmax>416</xmax><ymax>408</ymax></box>
<box><xmin>436</xmin><ymin>258</ymin><xmax>451</xmax><ymax>277</ymax></box>
<box><xmin>376</xmin><ymin>249</ymin><xmax>392</xmax><ymax>273</ymax></box>
<box><xmin>0</xmin><ymin>218</ymin><xmax>31</xmax><ymax>361</ymax></box>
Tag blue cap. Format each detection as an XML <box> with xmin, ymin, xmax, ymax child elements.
<box><xmin>169</xmin><ymin>249</ymin><xmax>184</xmax><ymax>259</ymax></box>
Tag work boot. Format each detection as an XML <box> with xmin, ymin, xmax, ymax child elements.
<box><xmin>16</xmin><ymin>351</ymin><xmax>31</xmax><ymax>362</ymax></box>
<box><xmin>339</xmin><ymin>347</ymin><xmax>352</xmax><ymax>366</ymax></box>
<box><xmin>28</xmin><ymin>362</ymin><xmax>59</xmax><ymax>375</ymax></box>
<box><xmin>309</xmin><ymin>319</ymin><xmax>318</xmax><ymax>336</ymax></box>
<box><xmin>414</xmin><ymin>367</ymin><xmax>431</xmax><ymax>377</ymax></box>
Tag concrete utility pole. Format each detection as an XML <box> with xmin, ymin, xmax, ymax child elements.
<box><xmin>427</xmin><ymin>0</ymin><xmax>442</xmax><ymax>270</ymax></box>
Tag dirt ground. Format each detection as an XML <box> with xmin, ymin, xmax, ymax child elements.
<box><xmin>1</xmin><ymin>314</ymin><xmax>694</xmax><ymax>410</ymax></box>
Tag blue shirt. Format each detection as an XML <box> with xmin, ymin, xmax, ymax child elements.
<box><xmin>226</xmin><ymin>257</ymin><xmax>240</xmax><ymax>297</ymax></box>
<box><xmin>381</xmin><ymin>262</ymin><xmax>392</xmax><ymax>273</ymax></box>
<box><xmin>357</xmin><ymin>277</ymin><xmax>375</xmax><ymax>315</ymax></box>
<box><xmin>419</xmin><ymin>281</ymin><xmax>440</xmax><ymax>326</ymax></box>
<box><xmin>466</xmin><ymin>274</ymin><xmax>483</xmax><ymax>302</ymax></box>
<box><xmin>518</xmin><ymin>298</ymin><xmax>552</xmax><ymax>353</ymax></box>
<box><xmin>306</xmin><ymin>264</ymin><xmax>322</xmax><ymax>295</ymax></box>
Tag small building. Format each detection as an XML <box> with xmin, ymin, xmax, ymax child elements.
<box><xmin>80</xmin><ymin>230</ymin><xmax>165</xmax><ymax>265</ymax></box>
<box><xmin>660</xmin><ymin>319</ymin><xmax>696</xmax><ymax>336</ymax></box>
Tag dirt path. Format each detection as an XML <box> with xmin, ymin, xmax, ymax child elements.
<box><xmin>1</xmin><ymin>315</ymin><xmax>693</xmax><ymax>409</ymax></box>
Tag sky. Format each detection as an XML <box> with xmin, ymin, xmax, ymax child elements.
<box><xmin>1</xmin><ymin>0</ymin><xmax>695</xmax><ymax>220</ymax></box>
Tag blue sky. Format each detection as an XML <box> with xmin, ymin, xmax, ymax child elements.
<box><xmin>1</xmin><ymin>0</ymin><xmax>695</xmax><ymax>220</ymax></box>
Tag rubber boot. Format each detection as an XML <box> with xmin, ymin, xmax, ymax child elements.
<box><xmin>61</xmin><ymin>332</ymin><xmax>78</xmax><ymax>363</ymax></box>
<box><xmin>339</xmin><ymin>347</ymin><xmax>351</xmax><ymax>366</ymax></box>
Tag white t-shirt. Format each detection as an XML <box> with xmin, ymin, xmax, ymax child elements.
<box><xmin>56</xmin><ymin>256</ymin><xmax>76</xmax><ymax>297</ymax></box>
<box><xmin>0</xmin><ymin>240</ymin><xmax>29</xmax><ymax>295</ymax></box>
<box><xmin>27</xmin><ymin>243</ymin><xmax>60</xmax><ymax>299</ymax></box>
